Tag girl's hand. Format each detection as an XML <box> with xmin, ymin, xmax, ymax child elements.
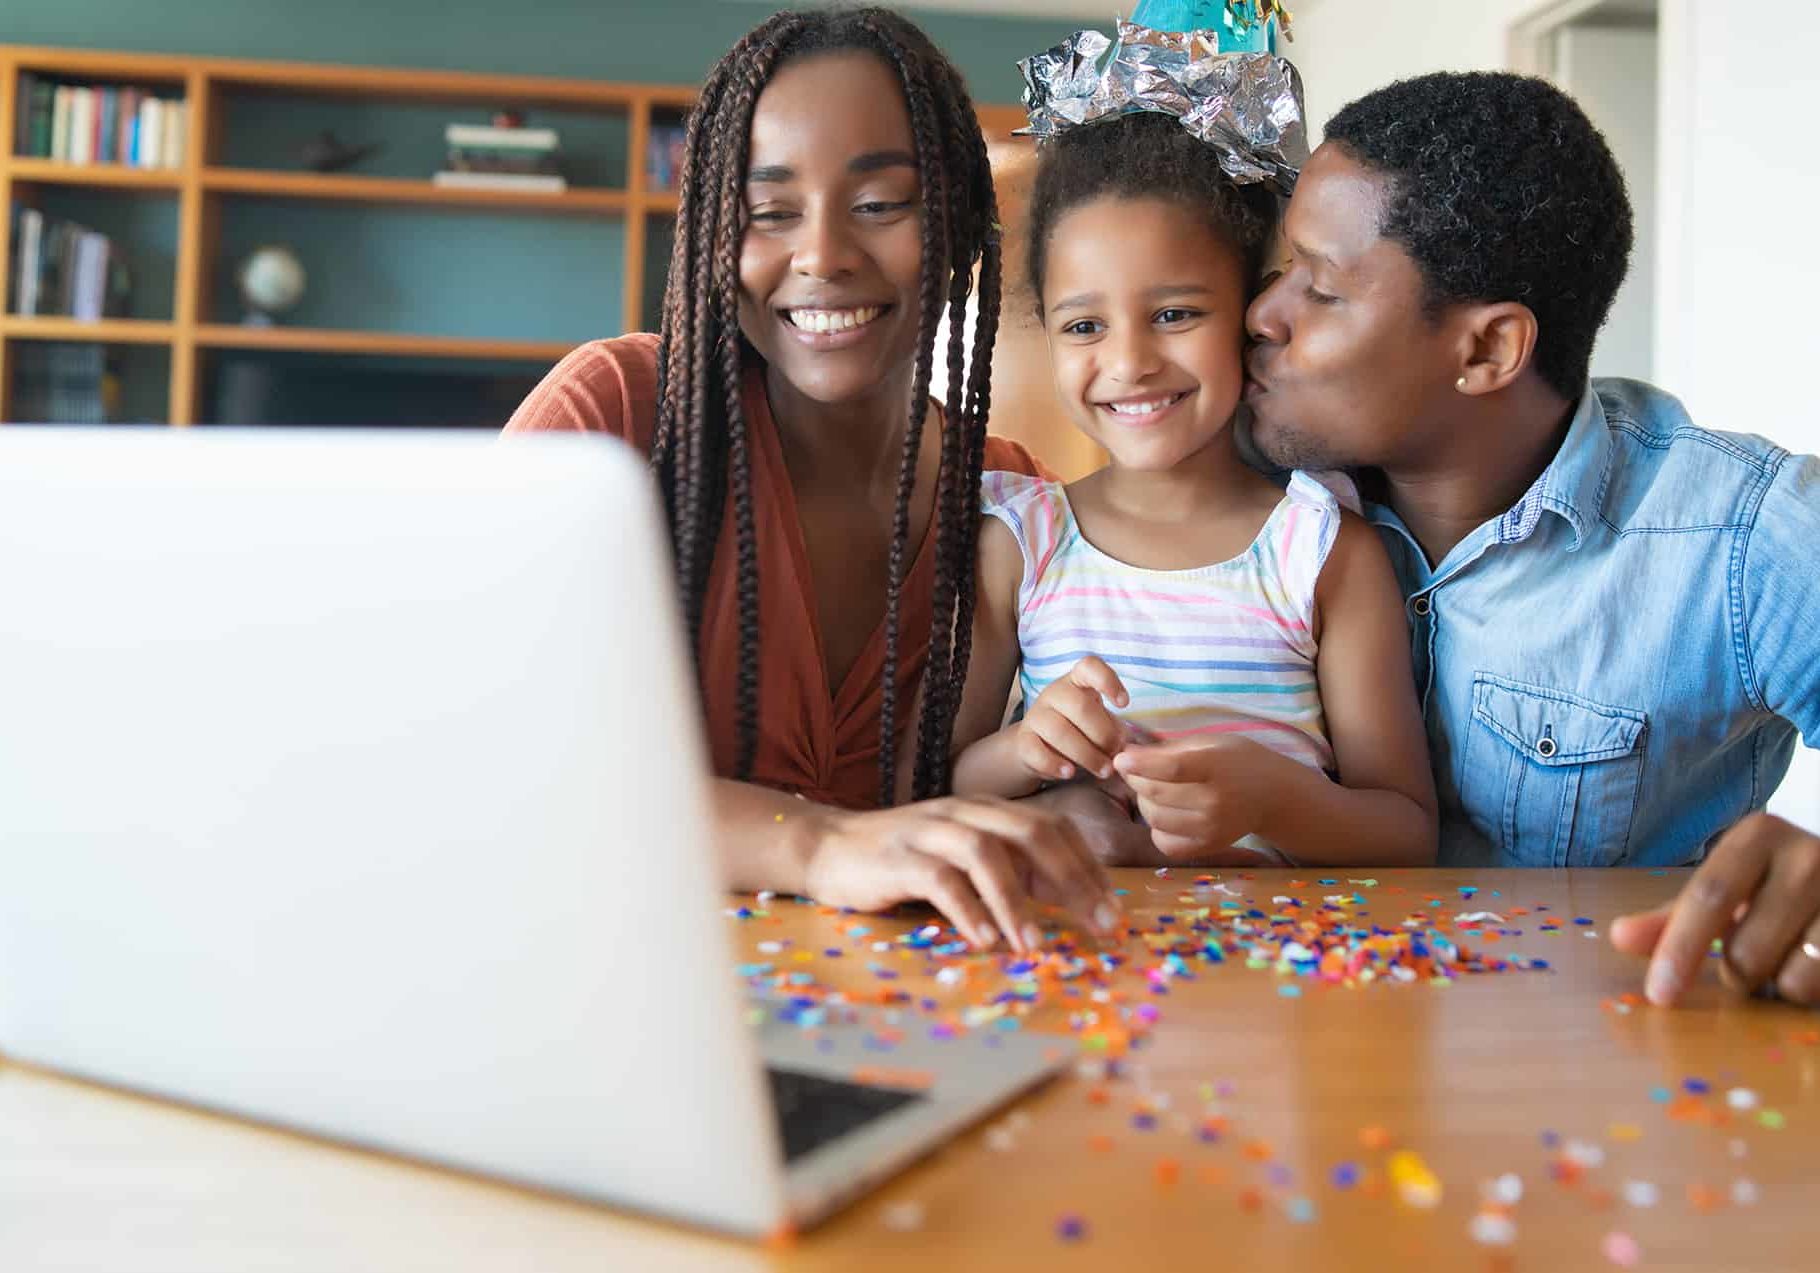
<box><xmin>1017</xmin><ymin>656</ymin><xmax>1133</xmax><ymax>783</ymax></box>
<box><xmin>798</xmin><ymin>796</ymin><xmax>1122</xmax><ymax>953</ymax></box>
<box><xmin>1114</xmin><ymin>737</ymin><xmax>1282</xmax><ymax>860</ymax></box>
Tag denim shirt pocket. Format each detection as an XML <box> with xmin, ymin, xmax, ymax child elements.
<box><xmin>1462</xmin><ymin>674</ymin><xmax>1648</xmax><ymax>867</ymax></box>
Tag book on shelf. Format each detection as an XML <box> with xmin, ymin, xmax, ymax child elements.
<box><xmin>10</xmin><ymin>342</ymin><xmax>117</xmax><ymax>425</ymax></box>
<box><xmin>16</xmin><ymin>76</ymin><xmax>184</xmax><ymax>168</ymax></box>
<box><xmin>646</xmin><ymin>121</ymin><xmax>687</xmax><ymax>192</ymax></box>
<box><xmin>430</xmin><ymin>170</ymin><xmax>567</xmax><ymax>193</ymax></box>
<box><xmin>436</xmin><ymin>119</ymin><xmax>564</xmax><ymax>191</ymax></box>
<box><xmin>8</xmin><ymin>208</ymin><xmax>134</xmax><ymax>320</ymax></box>
<box><xmin>443</xmin><ymin>123</ymin><xmax>559</xmax><ymax>151</ymax></box>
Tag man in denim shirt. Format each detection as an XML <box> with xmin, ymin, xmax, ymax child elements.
<box><xmin>1244</xmin><ymin>72</ymin><xmax>1820</xmax><ymax>1007</ymax></box>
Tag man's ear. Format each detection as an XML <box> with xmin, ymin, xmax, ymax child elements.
<box><xmin>1451</xmin><ymin>301</ymin><xmax>1539</xmax><ymax>395</ymax></box>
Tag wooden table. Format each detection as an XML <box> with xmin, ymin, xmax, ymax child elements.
<box><xmin>4</xmin><ymin>868</ymin><xmax>1816</xmax><ymax>1272</ymax></box>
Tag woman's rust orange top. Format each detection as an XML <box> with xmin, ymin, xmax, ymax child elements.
<box><xmin>505</xmin><ymin>333</ymin><xmax>1047</xmax><ymax>810</ymax></box>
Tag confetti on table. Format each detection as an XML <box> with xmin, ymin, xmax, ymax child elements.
<box><xmin>1389</xmin><ymin>1151</ymin><xmax>1441</xmax><ymax>1208</ymax></box>
<box><xmin>1602</xmin><ymin>1230</ymin><xmax>1642</xmax><ymax>1267</ymax></box>
<box><xmin>1483</xmin><ymin>1173</ymin><xmax>1523</xmax><ymax>1205</ymax></box>
<box><xmin>1470</xmin><ymin>1212</ymin><xmax>1517</xmax><ymax>1246</ymax></box>
<box><xmin>726</xmin><ymin>880</ymin><xmax>1802</xmax><ymax>1261</ymax></box>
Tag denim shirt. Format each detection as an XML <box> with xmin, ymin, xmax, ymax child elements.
<box><xmin>1364</xmin><ymin>379</ymin><xmax>1819</xmax><ymax>867</ymax></box>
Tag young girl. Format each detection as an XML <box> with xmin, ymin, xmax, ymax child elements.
<box><xmin>507</xmin><ymin>8</ymin><xmax>1119</xmax><ymax>950</ymax></box>
<box><xmin>950</xmin><ymin>109</ymin><xmax>1437</xmax><ymax>867</ymax></box>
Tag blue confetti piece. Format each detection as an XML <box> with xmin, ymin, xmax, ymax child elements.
<box><xmin>1287</xmin><ymin>1197</ymin><xmax>1316</xmax><ymax>1223</ymax></box>
<box><xmin>1683</xmin><ymin>1077</ymin><xmax>1711</xmax><ymax>1094</ymax></box>
<box><xmin>1649</xmin><ymin>1086</ymin><xmax>1672</xmax><ymax>1104</ymax></box>
<box><xmin>1278</xmin><ymin>984</ymin><xmax>1303</xmax><ymax>998</ymax></box>
<box><xmin>1132</xmin><ymin>1112</ymin><xmax>1158</xmax><ymax>1131</ymax></box>
<box><xmin>1331</xmin><ymin>1161</ymin><xmax>1360</xmax><ymax>1189</ymax></box>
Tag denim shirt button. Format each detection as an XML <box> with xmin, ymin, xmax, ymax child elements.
<box><xmin>1535</xmin><ymin>736</ymin><xmax>1558</xmax><ymax>759</ymax></box>
<box><xmin>1412</xmin><ymin>595</ymin><xmax>1431</xmax><ymax>617</ymax></box>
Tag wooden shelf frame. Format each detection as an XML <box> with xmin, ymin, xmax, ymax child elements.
<box><xmin>0</xmin><ymin>43</ymin><xmax>694</xmax><ymax>424</ymax></box>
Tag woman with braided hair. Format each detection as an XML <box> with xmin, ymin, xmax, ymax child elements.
<box><xmin>507</xmin><ymin>8</ymin><xmax>1119</xmax><ymax>951</ymax></box>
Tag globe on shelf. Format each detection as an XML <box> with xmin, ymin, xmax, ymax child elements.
<box><xmin>237</xmin><ymin>244</ymin><xmax>306</xmax><ymax>326</ymax></box>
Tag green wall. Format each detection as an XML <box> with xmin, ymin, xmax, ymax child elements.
<box><xmin>11</xmin><ymin>2</ymin><xmax>1083</xmax><ymax>421</ymax></box>
<box><xmin>9</xmin><ymin>0</ymin><xmax>1072</xmax><ymax>102</ymax></box>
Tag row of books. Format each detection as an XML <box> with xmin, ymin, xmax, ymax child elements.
<box><xmin>9</xmin><ymin>343</ymin><xmax>117</xmax><ymax>425</ymax></box>
<box><xmin>13</xmin><ymin>76</ymin><xmax>189</xmax><ymax>169</ymax></box>
<box><xmin>433</xmin><ymin>122</ymin><xmax>566</xmax><ymax>194</ymax></box>
<box><xmin>9</xmin><ymin>208</ymin><xmax>134</xmax><ymax>320</ymax></box>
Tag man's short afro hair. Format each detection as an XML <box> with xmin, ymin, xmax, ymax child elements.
<box><xmin>1324</xmin><ymin>70</ymin><xmax>1633</xmax><ymax>401</ymax></box>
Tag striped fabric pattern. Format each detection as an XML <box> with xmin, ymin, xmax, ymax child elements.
<box><xmin>983</xmin><ymin>468</ymin><xmax>1353</xmax><ymax>775</ymax></box>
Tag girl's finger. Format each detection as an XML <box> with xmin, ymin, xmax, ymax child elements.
<box><xmin>1067</xmin><ymin>656</ymin><xmax>1130</xmax><ymax>709</ymax></box>
<box><xmin>1016</xmin><ymin>731</ymin><xmax>1080</xmax><ymax>782</ymax></box>
<box><xmin>1029</xmin><ymin>711</ymin><xmax>1117</xmax><ymax>780</ymax></box>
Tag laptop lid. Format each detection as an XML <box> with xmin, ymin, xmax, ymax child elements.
<box><xmin>0</xmin><ymin>428</ymin><xmax>786</xmax><ymax>1234</ymax></box>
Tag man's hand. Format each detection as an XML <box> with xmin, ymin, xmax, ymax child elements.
<box><xmin>1610</xmin><ymin>813</ymin><xmax>1820</xmax><ymax>1007</ymax></box>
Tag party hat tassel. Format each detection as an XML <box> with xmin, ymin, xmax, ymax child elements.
<box><xmin>1130</xmin><ymin>0</ymin><xmax>1294</xmax><ymax>42</ymax></box>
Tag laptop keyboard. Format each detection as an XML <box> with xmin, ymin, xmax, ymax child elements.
<box><xmin>765</xmin><ymin>1067</ymin><xmax>926</xmax><ymax>1163</ymax></box>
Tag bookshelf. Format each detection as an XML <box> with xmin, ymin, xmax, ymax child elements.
<box><xmin>0</xmin><ymin>45</ymin><xmax>695</xmax><ymax>424</ymax></box>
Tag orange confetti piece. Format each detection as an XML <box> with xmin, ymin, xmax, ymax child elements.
<box><xmin>1086</xmin><ymin>1087</ymin><xmax>1111</xmax><ymax>1106</ymax></box>
<box><xmin>1360</xmin><ymin>1125</ymin><xmax>1393</xmax><ymax>1150</ymax></box>
<box><xmin>1089</xmin><ymin>1134</ymin><xmax>1115</xmax><ymax>1154</ymax></box>
<box><xmin>1238</xmin><ymin>1186</ymin><xmax>1264</xmax><ymax>1212</ymax></box>
<box><xmin>1154</xmin><ymin>1158</ymin><xmax>1181</xmax><ymax>1188</ymax></box>
<box><xmin>1242</xmin><ymin>1139</ymin><xmax>1274</xmax><ymax>1162</ymax></box>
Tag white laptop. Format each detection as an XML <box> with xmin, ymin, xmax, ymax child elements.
<box><xmin>0</xmin><ymin>427</ymin><xmax>1063</xmax><ymax>1237</ymax></box>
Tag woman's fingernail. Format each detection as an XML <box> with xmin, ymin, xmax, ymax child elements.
<box><xmin>1060</xmin><ymin>764</ymin><xmax>1075</xmax><ymax>779</ymax></box>
<box><xmin>977</xmin><ymin>923</ymin><xmax>999</xmax><ymax>949</ymax></box>
<box><xmin>1094</xmin><ymin>902</ymin><xmax>1119</xmax><ymax>933</ymax></box>
<box><xmin>1098</xmin><ymin>765</ymin><xmax>1113</xmax><ymax>779</ymax></box>
<box><xmin>1022</xmin><ymin>923</ymin><xmax>1044</xmax><ymax>951</ymax></box>
<box><xmin>1646</xmin><ymin>961</ymin><xmax>1682</xmax><ymax>1006</ymax></box>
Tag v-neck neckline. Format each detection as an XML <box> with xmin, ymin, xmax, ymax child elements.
<box><xmin>752</xmin><ymin>379</ymin><xmax>942</xmax><ymax>717</ymax></box>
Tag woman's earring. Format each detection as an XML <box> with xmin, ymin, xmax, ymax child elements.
<box><xmin>1455</xmin><ymin>376</ymin><xmax>1469</xmax><ymax>391</ymax></box>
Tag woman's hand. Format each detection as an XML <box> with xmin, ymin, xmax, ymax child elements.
<box><xmin>797</xmin><ymin>795</ymin><xmax>1122</xmax><ymax>953</ymax></box>
<box><xmin>1610</xmin><ymin>813</ymin><xmax>1820</xmax><ymax>1007</ymax></box>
